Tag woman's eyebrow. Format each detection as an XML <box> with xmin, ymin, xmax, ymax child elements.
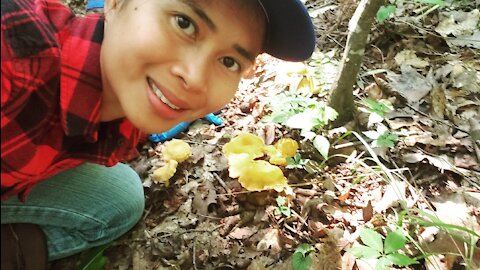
<box><xmin>179</xmin><ymin>0</ymin><xmax>217</xmax><ymax>31</ymax></box>
<box><xmin>234</xmin><ymin>44</ymin><xmax>255</xmax><ymax>63</ymax></box>
<box><xmin>178</xmin><ymin>0</ymin><xmax>255</xmax><ymax>64</ymax></box>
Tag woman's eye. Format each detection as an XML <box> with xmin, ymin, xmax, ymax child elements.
<box><xmin>175</xmin><ymin>15</ymin><xmax>196</xmax><ymax>37</ymax></box>
<box><xmin>221</xmin><ymin>57</ymin><xmax>240</xmax><ymax>72</ymax></box>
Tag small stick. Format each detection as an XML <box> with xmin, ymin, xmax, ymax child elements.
<box><xmin>213</xmin><ymin>172</ymin><xmax>232</xmax><ymax>194</ymax></box>
<box><xmin>192</xmin><ymin>237</ymin><xmax>198</xmax><ymax>270</ymax></box>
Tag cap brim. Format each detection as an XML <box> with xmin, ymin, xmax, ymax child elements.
<box><xmin>258</xmin><ymin>0</ymin><xmax>315</xmax><ymax>61</ymax></box>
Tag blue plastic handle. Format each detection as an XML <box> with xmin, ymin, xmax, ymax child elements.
<box><xmin>204</xmin><ymin>113</ymin><xmax>223</xmax><ymax>125</ymax></box>
<box><xmin>86</xmin><ymin>0</ymin><xmax>103</xmax><ymax>10</ymax></box>
<box><xmin>148</xmin><ymin>113</ymin><xmax>223</xmax><ymax>143</ymax></box>
<box><xmin>148</xmin><ymin>122</ymin><xmax>191</xmax><ymax>143</ymax></box>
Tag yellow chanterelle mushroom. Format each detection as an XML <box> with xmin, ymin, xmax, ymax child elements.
<box><xmin>162</xmin><ymin>139</ymin><xmax>192</xmax><ymax>163</ymax></box>
<box><xmin>152</xmin><ymin>160</ymin><xmax>178</xmax><ymax>186</ymax></box>
<box><xmin>223</xmin><ymin>133</ymin><xmax>265</xmax><ymax>159</ymax></box>
<box><xmin>227</xmin><ymin>153</ymin><xmax>255</xmax><ymax>178</ymax></box>
<box><xmin>265</xmin><ymin>138</ymin><xmax>299</xmax><ymax>166</ymax></box>
<box><xmin>238</xmin><ymin>160</ymin><xmax>288</xmax><ymax>192</ymax></box>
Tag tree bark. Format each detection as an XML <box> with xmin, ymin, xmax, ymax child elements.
<box><xmin>328</xmin><ymin>0</ymin><xmax>386</xmax><ymax>127</ymax></box>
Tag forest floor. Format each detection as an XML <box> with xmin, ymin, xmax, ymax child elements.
<box><xmin>56</xmin><ymin>0</ymin><xmax>480</xmax><ymax>269</ymax></box>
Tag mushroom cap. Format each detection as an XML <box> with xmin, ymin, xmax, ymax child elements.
<box><xmin>265</xmin><ymin>139</ymin><xmax>299</xmax><ymax>166</ymax></box>
<box><xmin>227</xmin><ymin>153</ymin><xmax>255</xmax><ymax>178</ymax></box>
<box><xmin>152</xmin><ymin>160</ymin><xmax>179</xmax><ymax>185</ymax></box>
<box><xmin>163</xmin><ymin>139</ymin><xmax>192</xmax><ymax>163</ymax></box>
<box><xmin>238</xmin><ymin>160</ymin><xmax>288</xmax><ymax>192</ymax></box>
<box><xmin>275</xmin><ymin>138</ymin><xmax>299</xmax><ymax>157</ymax></box>
<box><xmin>223</xmin><ymin>133</ymin><xmax>265</xmax><ymax>159</ymax></box>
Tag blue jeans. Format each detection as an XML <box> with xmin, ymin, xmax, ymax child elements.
<box><xmin>1</xmin><ymin>163</ymin><xmax>145</xmax><ymax>261</ymax></box>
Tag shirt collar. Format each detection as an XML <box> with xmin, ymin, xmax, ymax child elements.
<box><xmin>60</xmin><ymin>15</ymin><xmax>104</xmax><ymax>142</ymax></box>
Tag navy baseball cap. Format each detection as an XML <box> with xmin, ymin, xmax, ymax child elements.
<box><xmin>258</xmin><ymin>0</ymin><xmax>316</xmax><ymax>61</ymax></box>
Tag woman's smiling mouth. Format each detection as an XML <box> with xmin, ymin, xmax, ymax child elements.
<box><xmin>146</xmin><ymin>77</ymin><xmax>189</xmax><ymax>120</ymax></box>
<box><xmin>147</xmin><ymin>77</ymin><xmax>181</xmax><ymax>110</ymax></box>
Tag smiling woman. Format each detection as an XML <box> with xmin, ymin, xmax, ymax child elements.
<box><xmin>99</xmin><ymin>0</ymin><xmax>268</xmax><ymax>134</ymax></box>
<box><xmin>1</xmin><ymin>0</ymin><xmax>314</xmax><ymax>268</ymax></box>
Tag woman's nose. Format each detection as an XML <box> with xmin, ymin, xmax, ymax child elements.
<box><xmin>171</xmin><ymin>54</ymin><xmax>210</xmax><ymax>93</ymax></box>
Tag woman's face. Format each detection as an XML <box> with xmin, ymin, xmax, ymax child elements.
<box><xmin>100</xmin><ymin>0</ymin><xmax>265</xmax><ymax>133</ymax></box>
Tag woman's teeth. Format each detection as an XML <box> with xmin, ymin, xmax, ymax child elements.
<box><xmin>150</xmin><ymin>81</ymin><xmax>180</xmax><ymax>110</ymax></box>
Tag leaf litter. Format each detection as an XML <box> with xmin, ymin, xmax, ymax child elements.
<box><xmin>54</xmin><ymin>0</ymin><xmax>480</xmax><ymax>269</ymax></box>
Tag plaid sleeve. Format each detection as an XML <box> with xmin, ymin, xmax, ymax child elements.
<box><xmin>1</xmin><ymin>0</ymin><xmax>72</xmax><ymax>200</ymax></box>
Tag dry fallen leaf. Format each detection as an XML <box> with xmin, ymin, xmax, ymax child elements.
<box><xmin>192</xmin><ymin>180</ymin><xmax>217</xmax><ymax>216</ymax></box>
<box><xmin>362</xmin><ymin>200</ymin><xmax>373</xmax><ymax>222</ymax></box>
<box><xmin>387</xmin><ymin>64</ymin><xmax>432</xmax><ymax>104</ymax></box>
<box><xmin>435</xmin><ymin>9</ymin><xmax>480</xmax><ymax>49</ymax></box>
<box><xmin>374</xmin><ymin>179</ymin><xmax>407</xmax><ymax>213</ymax></box>
<box><xmin>256</xmin><ymin>228</ymin><xmax>282</xmax><ymax>253</ymax></box>
<box><xmin>228</xmin><ymin>227</ymin><xmax>257</xmax><ymax>240</ymax></box>
<box><xmin>429</xmin><ymin>77</ymin><xmax>446</xmax><ymax>119</ymax></box>
<box><xmin>394</xmin><ymin>50</ymin><xmax>429</xmax><ymax>68</ymax></box>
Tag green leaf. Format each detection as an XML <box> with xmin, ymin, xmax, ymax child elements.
<box><xmin>295</xmin><ymin>243</ymin><xmax>315</xmax><ymax>256</ymax></box>
<box><xmin>374</xmin><ymin>131</ymin><xmax>398</xmax><ymax>148</ymax></box>
<box><xmin>276</xmin><ymin>196</ymin><xmax>286</xmax><ymax>206</ymax></box>
<box><xmin>313</xmin><ymin>135</ymin><xmax>330</xmax><ymax>160</ymax></box>
<box><xmin>292</xmin><ymin>252</ymin><xmax>312</xmax><ymax>270</ymax></box>
<box><xmin>281</xmin><ymin>207</ymin><xmax>291</xmax><ymax>217</ymax></box>
<box><xmin>359</xmin><ymin>228</ymin><xmax>383</xmax><ymax>252</ymax></box>
<box><xmin>322</xmin><ymin>105</ymin><xmax>338</xmax><ymax>123</ymax></box>
<box><xmin>292</xmin><ymin>244</ymin><xmax>315</xmax><ymax>270</ymax></box>
<box><xmin>348</xmin><ymin>246</ymin><xmax>366</xmax><ymax>258</ymax></box>
<box><xmin>363</xmin><ymin>98</ymin><xmax>393</xmax><ymax>116</ymax></box>
<box><xmin>376</xmin><ymin>5</ymin><xmax>396</xmax><ymax>23</ymax></box>
<box><xmin>375</xmin><ymin>257</ymin><xmax>392</xmax><ymax>270</ymax></box>
<box><xmin>286</xmin><ymin>153</ymin><xmax>307</xmax><ymax>169</ymax></box>
<box><xmin>275</xmin><ymin>206</ymin><xmax>291</xmax><ymax>217</ymax></box>
<box><xmin>76</xmin><ymin>243</ymin><xmax>111</xmax><ymax>270</ymax></box>
<box><xmin>263</xmin><ymin>93</ymin><xmax>318</xmax><ymax>125</ymax></box>
<box><xmin>286</xmin><ymin>111</ymin><xmax>318</xmax><ymax>131</ymax></box>
<box><xmin>349</xmin><ymin>245</ymin><xmax>381</xmax><ymax>259</ymax></box>
<box><xmin>384</xmin><ymin>229</ymin><xmax>407</xmax><ymax>254</ymax></box>
<box><xmin>386</xmin><ymin>253</ymin><xmax>418</xmax><ymax>267</ymax></box>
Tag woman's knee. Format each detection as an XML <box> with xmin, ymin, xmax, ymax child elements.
<box><xmin>104</xmin><ymin>163</ymin><xmax>145</xmax><ymax>227</ymax></box>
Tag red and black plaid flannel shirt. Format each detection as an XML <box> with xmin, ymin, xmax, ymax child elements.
<box><xmin>1</xmin><ymin>0</ymin><xmax>143</xmax><ymax>201</ymax></box>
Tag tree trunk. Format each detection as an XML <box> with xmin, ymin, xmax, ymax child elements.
<box><xmin>328</xmin><ymin>0</ymin><xmax>386</xmax><ymax>127</ymax></box>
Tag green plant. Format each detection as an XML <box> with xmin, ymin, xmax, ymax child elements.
<box><xmin>275</xmin><ymin>196</ymin><xmax>292</xmax><ymax>217</ymax></box>
<box><xmin>263</xmin><ymin>92</ymin><xmax>337</xmax><ymax>160</ymax></box>
<box><xmin>307</xmin><ymin>51</ymin><xmax>339</xmax><ymax>97</ymax></box>
<box><xmin>263</xmin><ymin>92</ymin><xmax>337</xmax><ymax>133</ymax></box>
<box><xmin>398</xmin><ymin>208</ymin><xmax>480</xmax><ymax>267</ymax></box>
<box><xmin>398</xmin><ymin>209</ymin><xmax>480</xmax><ymax>239</ymax></box>
<box><xmin>376</xmin><ymin>0</ymin><xmax>445</xmax><ymax>23</ymax></box>
<box><xmin>359</xmin><ymin>98</ymin><xmax>393</xmax><ymax>127</ymax></box>
<box><xmin>377</xmin><ymin>5</ymin><xmax>397</xmax><ymax>23</ymax></box>
<box><xmin>262</xmin><ymin>92</ymin><xmax>318</xmax><ymax>124</ymax></box>
<box><xmin>285</xmin><ymin>102</ymin><xmax>338</xmax><ymax>133</ymax></box>
<box><xmin>76</xmin><ymin>243</ymin><xmax>111</xmax><ymax>270</ymax></box>
<box><xmin>292</xmin><ymin>243</ymin><xmax>315</xmax><ymax>270</ymax></box>
<box><xmin>349</xmin><ymin>228</ymin><xmax>418</xmax><ymax>270</ymax></box>
<box><xmin>286</xmin><ymin>153</ymin><xmax>308</xmax><ymax>169</ymax></box>
<box><xmin>363</xmin><ymin>124</ymin><xmax>398</xmax><ymax>149</ymax></box>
